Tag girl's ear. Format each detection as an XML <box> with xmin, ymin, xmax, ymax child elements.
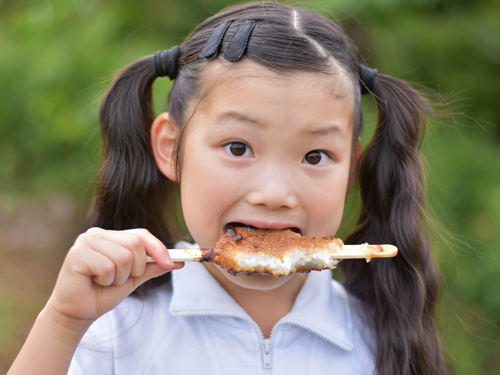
<box><xmin>151</xmin><ymin>112</ymin><xmax>178</xmax><ymax>181</ymax></box>
<box><xmin>347</xmin><ymin>137</ymin><xmax>362</xmax><ymax>192</ymax></box>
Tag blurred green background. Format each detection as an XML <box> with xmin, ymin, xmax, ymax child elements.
<box><xmin>0</xmin><ymin>0</ymin><xmax>499</xmax><ymax>373</ymax></box>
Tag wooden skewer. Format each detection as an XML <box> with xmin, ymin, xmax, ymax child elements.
<box><xmin>146</xmin><ymin>244</ymin><xmax>398</xmax><ymax>263</ymax></box>
<box><xmin>147</xmin><ymin>249</ymin><xmax>215</xmax><ymax>263</ymax></box>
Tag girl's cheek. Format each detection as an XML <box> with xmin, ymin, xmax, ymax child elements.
<box><xmin>305</xmin><ymin>174</ymin><xmax>349</xmax><ymax>235</ymax></box>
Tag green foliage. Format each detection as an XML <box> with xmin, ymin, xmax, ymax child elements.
<box><xmin>1</xmin><ymin>0</ymin><xmax>499</xmax><ymax>373</ymax></box>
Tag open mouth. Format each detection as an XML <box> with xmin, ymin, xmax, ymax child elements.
<box><xmin>224</xmin><ymin>222</ymin><xmax>302</xmax><ymax>235</ymax></box>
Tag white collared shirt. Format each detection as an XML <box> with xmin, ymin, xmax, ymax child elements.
<box><xmin>69</xmin><ymin>241</ymin><xmax>375</xmax><ymax>374</ymax></box>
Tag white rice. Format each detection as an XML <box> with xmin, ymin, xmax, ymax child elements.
<box><xmin>237</xmin><ymin>249</ymin><xmax>339</xmax><ymax>276</ymax></box>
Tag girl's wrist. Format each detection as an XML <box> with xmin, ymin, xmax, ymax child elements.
<box><xmin>7</xmin><ymin>303</ymin><xmax>93</xmax><ymax>375</ymax></box>
<box><xmin>39</xmin><ymin>303</ymin><xmax>94</xmax><ymax>341</ymax></box>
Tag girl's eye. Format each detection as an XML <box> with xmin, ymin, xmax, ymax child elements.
<box><xmin>303</xmin><ymin>150</ymin><xmax>329</xmax><ymax>165</ymax></box>
<box><xmin>224</xmin><ymin>142</ymin><xmax>253</xmax><ymax>157</ymax></box>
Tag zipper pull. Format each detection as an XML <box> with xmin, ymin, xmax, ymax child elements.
<box><xmin>262</xmin><ymin>338</ymin><xmax>272</xmax><ymax>369</ymax></box>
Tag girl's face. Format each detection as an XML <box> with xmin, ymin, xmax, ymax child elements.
<box><xmin>155</xmin><ymin>59</ymin><xmax>359</xmax><ymax>290</ymax></box>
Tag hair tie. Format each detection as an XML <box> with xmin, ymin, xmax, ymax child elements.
<box><xmin>153</xmin><ymin>46</ymin><xmax>179</xmax><ymax>80</ymax></box>
<box><xmin>359</xmin><ymin>64</ymin><xmax>377</xmax><ymax>95</ymax></box>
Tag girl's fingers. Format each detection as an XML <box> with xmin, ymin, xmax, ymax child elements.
<box><xmin>79</xmin><ymin>235</ymin><xmax>140</xmax><ymax>285</ymax></box>
<box><xmin>72</xmin><ymin>247</ymin><xmax>117</xmax><ymax>286</ymax></box>
<box><xmin>85</xmin><ymin>227</ymin><xmax>170</xmax><ymax>275</ymax></box>
<box><xmin>119</xmin><ymin>228</ymin><xmax>174</xmax><ymax>269</ymax></box>
<box><xmin>74</xmin><ymin>227</ymin><xmax>175</xmax><ymax>287</ymax></box>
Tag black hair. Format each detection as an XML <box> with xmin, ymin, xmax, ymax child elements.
<box><xmin>89</xmin><ymin>2</ymin><xmax>446</xmax><ymax>374</ymax></box>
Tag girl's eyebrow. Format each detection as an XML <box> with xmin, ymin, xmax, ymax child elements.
<box><xmin>216</xmin><ymin>112</ymin><xmax>347</xmax><ymax>142</ymax></box>
<box><xmin>216</xmin><ymin>112</ymin><xmax>264</xmax><ymax>127</ymax></box>
<box><xmin>301</xmin><ymin>125</ymin><xmax>347</xmax><ymax>142</ymax></box>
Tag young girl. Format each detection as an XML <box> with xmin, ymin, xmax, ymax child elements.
<box><xmin>8</xmin><ymin>2</ymin><xmax>446</xmax><ymax>374</ymax></box>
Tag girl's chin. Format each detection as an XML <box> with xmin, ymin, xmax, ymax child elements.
<box><xmin>205</xmin><ymin>263</ymin><xmax>291</xmax><ymax>290</ymax></box>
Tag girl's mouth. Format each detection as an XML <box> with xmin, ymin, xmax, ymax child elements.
<box><xmin>224</xmin><ymin>222</ymin><xmax>302</xmax><ymax>235</ymax></box>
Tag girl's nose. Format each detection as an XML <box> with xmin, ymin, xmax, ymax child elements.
<box><xmin>245</xmin><ymin>171</ymin><xmax>299</xmax><ymax>210</ymax></box>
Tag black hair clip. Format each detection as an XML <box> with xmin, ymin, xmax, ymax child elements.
<box><xmin>224</xmin><ymin>20</ymin><xmax>256</xmax><ymax>61</ymax></box>
<box><xmin>359</xmin><ymin>64</ymin><xmax>378</xmax><ymax>95</ymax></box>
<box><xmin>200</xmin><ymin>20</ymin><xmax>233</xmax><ymax>60</ymax></box>
<box><xmin>154</xmin><ymin>46</ymin><xmax>179</xmax><ymax>80</ymax></box>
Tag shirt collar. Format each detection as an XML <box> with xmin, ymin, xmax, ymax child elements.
<box><xmin>169</xmin><ymin>241</ymin><xmax>354</xmax><ymax>350</ymax></box>
<box><xmin>280</xmin><ymin>265</ymin><xmax>354</xmax><ymax>350</ymax></box>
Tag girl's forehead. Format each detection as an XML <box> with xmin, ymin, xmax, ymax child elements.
<box><xmin>197</xmin><ymin>58</ymin><xmax>355</xmax><ymax>111</ymax></box>
<box><xmin>181</xmin><ymin>58</ymin><xmax>356</xmax><ymax>144</ymax></box>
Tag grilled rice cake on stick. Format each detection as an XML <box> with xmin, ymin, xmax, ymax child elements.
<box><xmin>146</xmin><ymin>226</ymin><xmax>398</xmax><ymax>277</ymax></box>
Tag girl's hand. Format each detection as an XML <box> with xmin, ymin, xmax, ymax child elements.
<box><xmin>45</xmin><ymin>227</ymin><xmax>183</xmax><ymax>327</ymax></box>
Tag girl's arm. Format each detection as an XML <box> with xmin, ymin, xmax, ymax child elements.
<box><xmin>7</xmin><ymin>304</ymin><xmax>91</xmax><ymax>375</ymax></box>
<box><xmin>7</xmin><ymin>228</ymin><xmax>182</xmax><ymax>375</ymax></box>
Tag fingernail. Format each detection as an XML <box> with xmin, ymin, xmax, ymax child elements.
<box><xmin>164</xmin><ymin>254</ymin><xmax>174</xmax><ymax>268</ymax></box>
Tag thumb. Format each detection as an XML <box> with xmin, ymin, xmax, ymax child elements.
<box><xmin>129</xmin><ymin>262</ymin><xmax>185</xmax><ymax>292</ymax></box>
<box><xmin>94</xmin><ymin>262</ymin><xmax>185</xmax><ymax>317</ymax></box>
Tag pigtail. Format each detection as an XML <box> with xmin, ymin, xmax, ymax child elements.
<box><xmin>88</xmin><ymin>56</ymin><xmax>179</xmax><ymax>293</ymax></box>
<box><xmin>342</xmin><ymin>75</ymin><xmax>446</xmax><ymax>374</ymax></box>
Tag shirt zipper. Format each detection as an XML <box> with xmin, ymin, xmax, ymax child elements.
<box><xmin>262</xmin><ymin>338</ymin><xmax>272</xmax><ymax>369</ymax></box>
